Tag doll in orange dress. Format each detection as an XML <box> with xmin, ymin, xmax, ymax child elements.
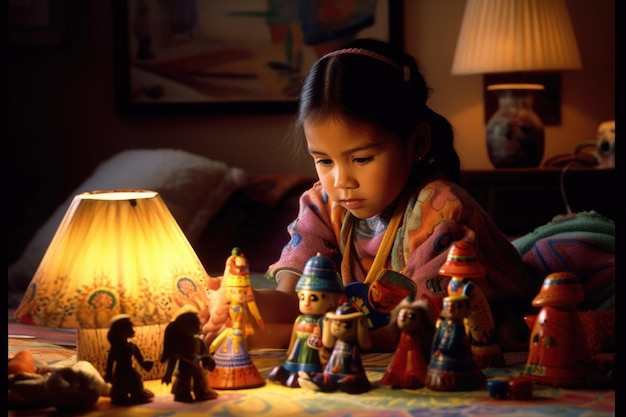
<box><xmin>208</xmin><ymin>248</ymin><xmax>266</xmax><ymax>389</ymax></box>
<box><xmin>381</xmin><ymin>297</ymin><xmax>435</xmax><ymax>389</ymax></box>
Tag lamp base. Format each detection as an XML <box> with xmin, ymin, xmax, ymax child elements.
<box><xmin>486</xmin><ymin>83</ymin><xmax>545</xmax><ymax>168</ymax></box>
<box><xmin>77</xmin><ymin>324</ymin><xmax>167</xmax><ymax>381</ymax></box>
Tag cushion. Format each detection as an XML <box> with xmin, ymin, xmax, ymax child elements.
<box><xmin>8</xmin><ymin>149</ymin><xmax>246</xmax><ymax>294</ymax></box>
<box><xmin>512</xmin><ymin>211</ymin><xmax>615</xmax><ymax>311</ymax></box>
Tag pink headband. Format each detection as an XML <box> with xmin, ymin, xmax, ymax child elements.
<box><xmin>321</xmin><ymin>47</ymin><xmax>410</xmax><ymax>82</ymax></box>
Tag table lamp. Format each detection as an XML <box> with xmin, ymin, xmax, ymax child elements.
<box><xmin>14</xmin><ymin>190</ymin><xmax>212</xmax><ymax>380</ymax></box>
<box><xmin>452</xmin><ymin>0</ymin><xmax>582</xmax><ymax>168</ymax></box>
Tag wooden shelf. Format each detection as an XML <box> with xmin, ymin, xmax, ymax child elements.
<box><xmin>460</xmin><ymin>168</ymin><xmax>616</xmax><ymax>235</ymax></box>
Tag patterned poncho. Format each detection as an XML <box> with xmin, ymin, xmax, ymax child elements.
<box><xmin>266</xmin><ymin>180</ymin><xmax>539</xmax><ymax>317</ymax></box>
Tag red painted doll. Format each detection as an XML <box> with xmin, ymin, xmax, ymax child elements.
<box><xmin>381</xmin><ymin>297</ymin><xmax>435</xmax><ymax>389</ymax></box>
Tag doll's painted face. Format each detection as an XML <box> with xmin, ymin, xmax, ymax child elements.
<box><xmin>225</xmin><ymin>286</ymin><xmax>248</xmax><ymax>304</ymax></box>
<box><xmin>396</xmin><ymin>307</ymin><xmax>421</xmax><ymax>333</ymax></box>
<box><xmin>330</xmin><ymin>318</ymin><xmax>357</xmax><ymax>341</ymax></box>
<box><xmin>298</xmin><ymin>290</ymin><xmax>332</xmax><ymax>316</ymax></box>
<box><xmin>441</xmin><ymin>297</ymin><xmax>470</xmax><ymax>321</ymax></box>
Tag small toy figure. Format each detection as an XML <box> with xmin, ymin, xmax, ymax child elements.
<box><xmin>268</xmin><ymin>253</ymin><xmax>344</xmax><ymax>387</ymax></box>
<box><xmin>425</xmin><ymin>295</ymin><xmax>485</xmax><ymax>391</ymax></box>
<box><xmin>380</xmin><ymin>296</ymin><xmax>435</xmax><ymax>389</ymax></box>
<box><xmin>104</xmin><ymin>314</ymin><xmax>154</xmax><ymax>406</ymax></box>
<box><xmin>298</xmin><ymin>302</ymin><xmax>372</xmax><ymax>394</ymax></box>
<box><xmin>440</xmin><ymin>241</ymin><xmax>505</xmax><ymax>368</ymax></box>
<box><xmin>523</xmin><ymin>272</ymin><xmax>593</xmax><ymax>388</ymax></box>
<box><xmin>340</xmin><ymin>270</ymin><xmax>417</xmax><ymax>330</ymax></box>
<box><xmin>208</xmin><ymin>248</ymin><xmax>266</xmax><ymax>389</ymax></box>
<box><xmin>160</xmin><ymin>306</ymin><xmax>218</xmax><ymax>402</ymax></box>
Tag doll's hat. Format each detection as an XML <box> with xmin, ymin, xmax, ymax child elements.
<box><xmin>532</xmin><ymin>272</ymin><xmax>584</xmax><ymax>307</ymax></box>
<box><xmin>296</xmin><ymin>253</ymin><xmax>343</xmax><ymax>293</ymax></box>
<box><xmin>222</xmin><ymin>248</ymin><xmax>251</xmax><ymax>288</ymax></box>
<box><xmin>439</xmin><ymin>241</ymin><xmax>486</xmax><ymax>278</ymax></box>
<box><xmin>326</xmin><ymin>302</ymin><xmax>363</xmax><ymax>321</ymax></box>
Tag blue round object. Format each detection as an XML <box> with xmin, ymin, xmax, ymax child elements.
<box><xmin>487</xmin><ymin>379</ymin><xmax>510</xmax><ymax>399</ymax></box>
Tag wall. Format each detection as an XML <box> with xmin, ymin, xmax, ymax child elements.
<box><xmin>406</xmin><ymin>0</ymin><xmax>616</xmax><ymax>169</ymax></box>
<box><xmin>8</xmin><ymin>0</ymin><xmax>615</xmax><ymax>261</ymax></box>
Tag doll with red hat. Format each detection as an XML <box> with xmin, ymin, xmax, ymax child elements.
<box><xmin>440</xmin><ymin>241</ymin><xmax>505</xmax><ymax>368</ymax></box>
<box><xmin>523</xmin><ymin>272</ymin><xmax>594</xmax><ymax>387</ymax></box>
<box><xmin>425</xmin><ymin>294</ymin><xmax>485</xmax><ymax>391</ymax></box>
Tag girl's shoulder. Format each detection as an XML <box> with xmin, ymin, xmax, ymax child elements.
<box><xmin>412</xmin><ymin>178</ymin><xmax>474</xmax><ymax>202</ymax></box>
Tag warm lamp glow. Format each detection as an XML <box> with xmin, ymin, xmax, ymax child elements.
<box><xmin>15</xmin><ymin>190</ymin><xmax>211</xmax><ymax>379</ymax></box>
<box><xmin>451</xmin><ymin>0</ymin><xmax>581</xmax><ymax>168</ymax></box>
<box><xmin>452</xmin><ymin>0</ymin><xmax>582</xmax><ymax>75</ymax></box>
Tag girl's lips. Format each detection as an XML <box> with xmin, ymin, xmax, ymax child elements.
<box><xmin>342</xmin><ymin>199</ymin><xmax>365</xmax><ymax>210</ymax></box>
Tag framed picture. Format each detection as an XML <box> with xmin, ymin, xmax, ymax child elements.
<box><xmin>113</xmin><ymin>0</ymin><xmax>403</xmax><ymax>116</ymax></box>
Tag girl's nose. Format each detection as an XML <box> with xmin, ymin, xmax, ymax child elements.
<box><xmin>334</xmin><ymin>167</ymin><xmax>357</xmax><ymax>189</ymax></box>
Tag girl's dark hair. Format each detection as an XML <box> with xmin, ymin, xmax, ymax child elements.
<box><xmin>293</xmin><ymin>38</ymin><xmax>460</xmax><ymax>184</ymax></box>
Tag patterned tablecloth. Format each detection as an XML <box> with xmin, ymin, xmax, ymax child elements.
<box><xmin>8</xmin><ymin>332</ymin><xmax>615</xmax><ymax>417</ymax></box>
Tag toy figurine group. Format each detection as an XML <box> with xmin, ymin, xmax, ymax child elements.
<box><xmin>104</xmin><ymin>243</ymin><xmax>601</xmax><ymax>405</ymax></box>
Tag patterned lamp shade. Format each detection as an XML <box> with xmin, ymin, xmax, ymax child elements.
<box><xmin>14</xmin><ymin>190</ymin><xmax>211</xmax><ymax>379</ymax></box>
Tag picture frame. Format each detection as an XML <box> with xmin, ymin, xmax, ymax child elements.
<box><xmin>112</xmin><ymin>0</ymin><xmax>403</xmax><ymax>116</ymax></box>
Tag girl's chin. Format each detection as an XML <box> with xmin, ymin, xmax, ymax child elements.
<box><xmin>347</xmin><ymin>208</ymin><xmax>377</xmax><ymax>219</ymax></box>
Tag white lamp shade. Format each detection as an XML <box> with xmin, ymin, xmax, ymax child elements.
<box><xmin>452</xmin><ymin>0</ymin><xmax>582</xmax><ymax>74</ymax></box>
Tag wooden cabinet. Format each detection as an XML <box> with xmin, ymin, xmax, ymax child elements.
<box><xmin>460</xmin><ymin>168</ymin><xmax>616</xmax><ymax>236</ymax></box>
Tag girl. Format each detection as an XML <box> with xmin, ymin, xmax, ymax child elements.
<box><xmin>205</xmin><ymin>38</ymin><xmax>539</xmax><ymax>352</ymax></box>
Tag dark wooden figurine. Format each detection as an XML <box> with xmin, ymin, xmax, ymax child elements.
<box><xmin>105</xmin><ymin>314</ymin><xmax>155</xmax><ymax>406</ymax></box>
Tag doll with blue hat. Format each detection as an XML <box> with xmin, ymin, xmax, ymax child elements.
<box><xmin>268</xmin><ymin>253</ymin><xmax>344</xmax><ymax>388</ymax></box>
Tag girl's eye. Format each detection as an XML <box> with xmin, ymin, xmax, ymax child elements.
<box><xmin>353</xmin><ymin>156</ymin><xmax>373</xmax><ymax>165</ymax></box>
<box><xmin>315</xmin><ymin>158</ymin><xmax>333</xmax><ymax>166</ymax></box>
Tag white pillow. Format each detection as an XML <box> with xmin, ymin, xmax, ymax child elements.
<box><xmin>9</xmin><ymin>149</ymin><xmax>246</xmax><ymax>293</ymax></box>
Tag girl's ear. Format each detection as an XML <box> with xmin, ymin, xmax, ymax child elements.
<box><xmin>411</xmin><ymin>122</ymin><xmax>432</xmax><ymax>160</ymax></box>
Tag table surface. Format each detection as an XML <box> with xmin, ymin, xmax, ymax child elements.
<box><xmin>8</xmin><ymin>318</ymin><xmax>616</xmax><ymax>417</ymax></box>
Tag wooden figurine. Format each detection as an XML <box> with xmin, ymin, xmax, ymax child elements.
<box><xmin>298</xmin><ymin>302</ymin><xmax>372</xmax><ymax>394</ymax></box>
<box><xmin>268</xmin><ymin>253</ymin><xmax>343</xmax><ymax>388</ymax></box>
<box><xmin>380</xmin><ymin>296</ymin><xmax>435</xmax><ymax>389</ymax></box>
<box><xmin>523</xmin><ymin>271</ymin><xmax>593</xmax><ymax>388</ymax></box>
<box><xmin>160</xmin><ymin>306</ymin><xmax>218</xmax><ymax>402</ymax></box>
<box><xmin>440</xmin><ymin>240</ymin><xmax>505</xmax><ymax>368</ymax></box>
<box><xmin>208</xmin><ymin>248</ymin><xmax>266</xmax><ymax>389</ymax></box>
<box><xmin>425</xmin><ymin>295</ymin><xmax>485</xmax><ymax>391</ymax></box>
<box><xmin>104</xmin><ymin>314</ymin><xmax>155</xmax><ymax>405</ymax></box>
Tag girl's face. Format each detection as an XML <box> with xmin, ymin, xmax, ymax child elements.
<box><xmin>304</xmin><ymin>117</ymin><xmax>414</xmax><ymax>219</ymax></box>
